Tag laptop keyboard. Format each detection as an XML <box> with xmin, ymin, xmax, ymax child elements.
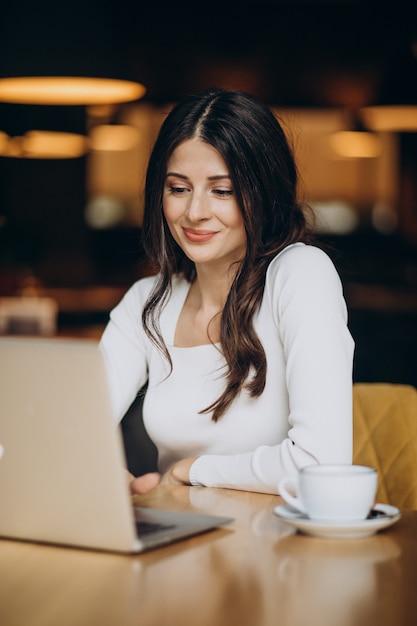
<box><xmin>135</xmin><ymin>520</ymin><xmax>177</xmax><ymax>536</ymax></box>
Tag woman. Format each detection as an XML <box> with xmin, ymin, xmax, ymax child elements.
<box><xmin>99</xmin><ymin>88</ymin><xmax>354</xmax><ymax>495</ymax></box>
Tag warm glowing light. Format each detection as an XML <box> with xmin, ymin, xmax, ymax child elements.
<box><xmin>87</xmin><ymin>104</ymin><xmax>119</xmax><ymax>119</ymax></box>
<box><xmin>23</xmin><ymin>131</ymin><xmax>89</xmax><ymax>158</ymax></box>
<box><xmin>1</xmin><ymin>131</ymin><xmax>89</xmax><ymax>159</ymax></box>
<box><xmin>329</xmin><ymin>131</ymin><xmax>381</xmax><ymax>159</ymax></box>
<box><xmin>360</xmin><ymin>106</ymin><xmax>417</xmax><ymax>132</ymax></box>
<box><xmin>0</xmin><ymin>77</ymin><xmax>146</xmax><ymax>105</ymax></box>
<box><xmin>89</xmin><ymin>125</ymin><xmax>140</xmax><ymax>152</ymax></box>
<box><xmin>0</xmin><ymin>131</ymin><xmax>9</xmax><ymax>154</ymax></box>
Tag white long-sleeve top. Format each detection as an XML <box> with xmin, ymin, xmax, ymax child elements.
<box><xmin>99</xmin><ymin>243</ymin><xmax>354</xmax><ymax>494</ymax></box>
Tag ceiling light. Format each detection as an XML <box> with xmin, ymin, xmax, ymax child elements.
<box><xmin>0</xmin><ymin>131</ymin><xmax>89</xmax><ymax>159</ymax></box>
<box><xmin>360</xmin><ymin>106</ymin><xmax>417</xmax><ymax>132</ymax></box>
<box><xmin>329</xmin><ymin>130</ymin><xmax>382</xmax><ymax>159</ymax></box>
<box><xmin>89</xmin><ymin>125</ymin><xmax>140</xmax><ymax>152</ymax></box>
<box><xmin>0</xmin><ymin>131</ymin><xmax>8</xmax><ymax>154</ymax></box>
<box><xmin>0</xmin><ymin>77</ymin><xmax>146</xmax><ymax>106</ymax></box>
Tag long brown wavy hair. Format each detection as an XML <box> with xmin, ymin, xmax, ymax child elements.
<box><xmin>141</xmin><ymin>89</ymin><xmax>314</xmax><ymax>421</ymax></box>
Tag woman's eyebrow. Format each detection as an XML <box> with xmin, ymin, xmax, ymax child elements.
<box><xmin>166</xmin><ymin>171</ymin><xmax>188</xmax><ymax>179</ymax></box>
<box><xmin>207</xmin><ymin>174</ymin><xmax>231</xmax><ymax>181</ymax></box>
<box><xmin>165</xmin><ymin>172</ymin><xmax>231</xmax><ymax>181</ymax></box>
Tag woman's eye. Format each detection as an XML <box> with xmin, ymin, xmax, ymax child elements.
<box><xmin>168</xmin><ymin>185</ymin><xmax>188</xmax><ymax>194</ymax></box>
<box><xmin>213</xmin><ymin>189</ymin><xmax>234</xmax><ymax>197</ymax></box>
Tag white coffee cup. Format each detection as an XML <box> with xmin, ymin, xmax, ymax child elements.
<box><xmin>278</xmin><ymin>464</ymin><xmax>378</xmax><ymax>522</ymax></box>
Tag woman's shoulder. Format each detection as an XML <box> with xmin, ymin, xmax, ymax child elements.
<box><xmin>265</xmin><ymin>242</ymin><xmax>342</xmax><ymax>294</ymax></box>
<box><xmin>119</xmin><ymin>273</ymin><xmax>158</xmax><ymax>303</ymax></box>
<box><xmin>117</xmin><ymin>272</ymin><xmax>189</xmax><ymax>307</ymax></box>
<box><xmin>268</xmin><ymin>242</ymin><xmax>337</xmax><ymax>276</ymax></box>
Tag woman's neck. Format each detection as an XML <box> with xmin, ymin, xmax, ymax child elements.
<box><xmin>192</xmin><ymin>261</ymin><xmax>239</xmax><ymax>310</ymax></box>
<box><xmin>192</xmin><ymin>278</ymin><xmax>226</xmax><ymax>313</ymax></box>
<box><xmin>173</xmin><ymin>265</ymin><xmax>237</xmax><ymax>347</ymax></box>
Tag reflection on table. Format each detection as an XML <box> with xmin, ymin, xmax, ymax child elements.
<box><xmin>0</xmin><ymin>486</ymin><xmax>416</xmax><ymax>626</ymax></box>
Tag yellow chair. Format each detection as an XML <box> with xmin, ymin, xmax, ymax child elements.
<box><xmin>353</xmin><ymin>383</ymin><xmax>417</xmax><ymax>509</ymax></box>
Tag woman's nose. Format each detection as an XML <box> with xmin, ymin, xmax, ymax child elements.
<box><xmin>187</xmin><ymin>192</ymin><xmax>210</xmax><ymax>221</ymax></box>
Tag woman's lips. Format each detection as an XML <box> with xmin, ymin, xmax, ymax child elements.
<box><xmin>182</xmin><ymin>228</ymin><xmax>218</xmax><ymax>243</ymax></box>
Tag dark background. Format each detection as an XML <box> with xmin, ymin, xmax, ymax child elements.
<box><xmin>1</xmin><ymin>0</ymin><xmax>417</xmax><ymax>387</ymax></box>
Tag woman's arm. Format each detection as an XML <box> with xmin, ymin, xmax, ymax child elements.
<box><xmin>99</xmin><ymin>280</ymin><xmax>152</xmax><ymax>423</ymax></box>
<box><xmin>187</xmin><ymin>245</ymin><xmax>354</xmax><ymax>494</ymax></box>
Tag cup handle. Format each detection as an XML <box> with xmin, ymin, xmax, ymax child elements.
<box><xmin>278</xmin><ymin>476</ymin><xmax>307</xmax><ymax>515</ymax></box>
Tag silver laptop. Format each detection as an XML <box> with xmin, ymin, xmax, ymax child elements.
<box><xmin>0</xmin><ymin>336</ymin><xmax>232</xmax><ymax>553</ymax></box>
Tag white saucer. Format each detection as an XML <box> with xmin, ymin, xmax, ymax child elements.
<box><xmin>273</xmin><ymin>503</ymin><xmax>401</xmax><ymax>539</ymax></box>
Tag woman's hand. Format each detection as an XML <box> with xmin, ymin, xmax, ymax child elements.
<box><xmin>127</xmin><ymin>471</ymin><xmax>161</xmax><ymax>495</ymax></box>
<box><xmin>160</xmin><ymin>457</ymin><xmax>198</xmax><ymax>486</ymax></box>
<box><xmin>127</xmin><ymin>457</ymin><xmax>197</xmax><ymax>495</ymax></box>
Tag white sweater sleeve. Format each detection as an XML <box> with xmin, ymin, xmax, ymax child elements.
<box><xmin>99</xmin><ymin>279</ymin><xmax>153</xmax><ymax>423</ymax></box>
<box><xmin>189</xmin><ymin>245</ymin><xmax>354</xmax><ymax>494</ymax></box>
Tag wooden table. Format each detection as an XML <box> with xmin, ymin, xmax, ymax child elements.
<box><xmin>1</xmin><ymin>486</ymin><xmax>416</xmax><ymax>626</ymax></box>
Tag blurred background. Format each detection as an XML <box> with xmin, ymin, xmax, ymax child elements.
<box><xmin>0</xmin><ymin>0</ymin><xmax>416</xmax><ymax>387</ymax></box>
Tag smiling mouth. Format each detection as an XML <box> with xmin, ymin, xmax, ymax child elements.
<box><xmin>183</xmin><ymin>228</ymin><xmax>218</xmax><ymax>242</ymax></box>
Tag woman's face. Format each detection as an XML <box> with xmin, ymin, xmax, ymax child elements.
<box><xmin>163</xmin><ymin>138</ymin><xmax>247</xmax><ymax>272</ymax></box>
